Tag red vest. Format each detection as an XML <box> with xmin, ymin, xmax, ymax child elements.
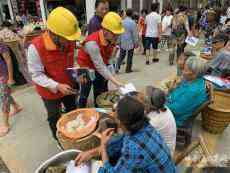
<box><xmin>77</xmin><ymin>31</ymin><xmax>114</xmax><ymax>69</ymax></box>
<box><xmin>32</xmin><ymin>35</ymin><xmax>75</xmax><ymax>100</ymax></box>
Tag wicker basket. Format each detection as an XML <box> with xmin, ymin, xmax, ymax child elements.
<box><xmin>96</xmin><ymin>91</ymin><xmax>120</xmax><ymax>108</ymax></box>
<box><xmin>57</xmin><ymin>113</ymin><xmax>116</xmax><ymax>151</ymax></box>
<box><xmin>57</xmin><ymin>131</ymin><xmax>100</xmax><ymax>151</ymax></box>
<box><xmin>57</xmin><ymin>109</ymin><xmax>99</xmax><ymax>140</ymax></box>
<box><xmin>202</xmin><ymin>90</ymin><xmax>230</xmax><ymax>134</ymax></box>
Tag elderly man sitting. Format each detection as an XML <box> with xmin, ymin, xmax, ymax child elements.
<box><xmin>166</xmin><ymin>57</ymin><xmax>209</xmax><ymax>127</ymax></box>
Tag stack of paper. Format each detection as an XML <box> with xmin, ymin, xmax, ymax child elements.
<box><xmin>119</xmin><ymin>83</ymin><xmax>136</xmax><ymax>95</ymax></box>
<box><xmin>66</xmin><ymin>160</ymin><xmax>91</xmax><ymax>173</ymax></box>
<box><xmin>204</xmin><ymin>75</ymin><xmax>230</xmax><ymax>88</ymax></box>
<box><xmin>185</xmin><ymin>36</ymin><xmax>199</xmax><ymax>46</ymax></box>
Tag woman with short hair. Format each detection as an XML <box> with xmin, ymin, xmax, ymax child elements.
<box><xmin>145</xmin><ymin>87</ymin><xmax>177</xmax><ymax>155</ymax></box>
<box><xmin>166</xmin><ymin>57</ymin><xmax>209</xmax><ymax>127</ymax></box>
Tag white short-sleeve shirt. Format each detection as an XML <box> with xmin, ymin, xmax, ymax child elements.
<box><xmin>162</xmin><ymin>15</ymin><xmax>173</xmax><ymax>36</ymax></box>
<box><xmin>145</xmin><ymin>12</ymin><xmax>161</xmax><ymax>38</ymax></box>
<box><xmin>147</xmin><ymin>107</ymin><xmax>177</xmax><ymax>155</ymax></box>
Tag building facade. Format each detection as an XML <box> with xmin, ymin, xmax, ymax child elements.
<box><xmin>0</xmin><ymin>0</ymin><xmax>42</xmax><ymax>25</ymax></box>
<box><xmin>121</xmin><ymin>0</ymin><xmax>164</xmax><ymax>13</ymax></box>
<box><xmin>0</xmin><ymin>0</ymin><xmax>17</xmax><ymax>24</ymax></box>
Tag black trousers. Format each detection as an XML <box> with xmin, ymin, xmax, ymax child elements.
<box><xmin>79</xmin><ymin>72</ymin><xmax>108</xmax><ymax>108</ymax></box>
<box><xmin>177</xmin><ymin>42</ymin><xmax>187</xmax><ymax>58</ymax></box>
<box><xmin>117</xmin><ymin>48</ymin><xmax>134</xmax><ymax>72</ymax></box>
<box><xmin>142</xmin><ymin>35</ymin><xmax>147</xmax><ymax>54</ymax></box>
<box><xmin>42</xmin><ymin>95</ymin><xmax>77</xmax><ymax>140</ymax></box>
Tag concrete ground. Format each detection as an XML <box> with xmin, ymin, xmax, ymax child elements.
<box><xmin>0</xmin><ymin>46</ymin><xmax>229</xmax><ymax>173</ymax></box>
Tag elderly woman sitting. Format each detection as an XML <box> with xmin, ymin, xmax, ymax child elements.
<box><xmin>75</xmin><ymin>96</ymin><xmax>176</xmax><ymax>173</ymax></box>
<box><xmin>159</xmin><ymin>52</ymin><xmax>196</xmax><ymax>94</ymax></box>
<box><xmin>144</xmin><ymin>87</ymin><xmax>177</xmax><ymax>155</ymax></box>
<box><xmin>166</xmin><ymin>57</ymin><xmax>209</xmax><ymax>127</ymax></box>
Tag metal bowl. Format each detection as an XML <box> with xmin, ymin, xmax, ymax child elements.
<box><xmin>35</xmin><ymin>150</ymin><xmax>81</xmax><ymax>173</ymax></box>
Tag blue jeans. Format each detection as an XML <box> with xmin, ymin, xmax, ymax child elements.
<box><xmin>145</xmin><ymin>37</ymin><xmax>159</xmax><ymax>50</ymax></box>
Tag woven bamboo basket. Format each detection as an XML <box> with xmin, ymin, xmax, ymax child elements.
<box><xmin>202</xmin><ymin>90</ymin><xmax>230</xmax><ymax>134</ymax></box>
<box><xmin>96</xmin><ymin>91</ymin><xmax>120</xmax><ymax>108</ymax></box>
<box><xmin>57</xmin><ymin>109</ymin><xmax>99</xmax><ymax>140</ymax></box>
<box><xmin>57</xmin><ymin>131</ymin><xmax>100</xmax><ymax>151</ymax></box>
<box><xmin>57</xmin><ymin>113</ymin><xmax>117</xmax><ymax>151</ymax></box>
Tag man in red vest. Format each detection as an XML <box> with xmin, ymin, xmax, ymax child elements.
<box><xmin>27</xmin><ymin>7</ymin><xmax>81</xmax><ymax>140</ymax></box>
<box><xmin>78</xmin><ymin>12</ymin><xmax>125</xmax><ymax>108</ymax></box>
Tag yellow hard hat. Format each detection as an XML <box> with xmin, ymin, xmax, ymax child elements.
<box><xmin>47</xmin><ymin>7</ymin><xmax>81</xmax><ymax>41</ymax></box>
<box><xmin>101</xmin><ymin>12</ymin><xmax>125</xmax><ymax>34</ymax></box>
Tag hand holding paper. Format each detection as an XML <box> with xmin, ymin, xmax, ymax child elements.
<box><xmin>119</xmin><ymin>83</ymin><xmax>137</xmax><ymax>95</ymax></box>
<box><xmin>66</xmin><ymin>160</ymin><xmax>91</xmax><ymax>173</ymax></box>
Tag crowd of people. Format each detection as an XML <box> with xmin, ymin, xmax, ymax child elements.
<box><xmin>0</xmin><ymin>0</ymin><xmax>229</xmax><ymax>172</ymax></box>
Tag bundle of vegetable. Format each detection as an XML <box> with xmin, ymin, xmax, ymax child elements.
<box><xmin>96</xmin><ymin>91</ymin><xmax>120</xmax><ymax>108</ymax></box>
<box><xmin>45</xmin><ymin>165</ymin><xmax>66</xmax><ymax>173</ymax></box>
<box><xmin>65</xmin><ymin>114</ymin><xmax>86</xmax><ymax>133</ymax></box>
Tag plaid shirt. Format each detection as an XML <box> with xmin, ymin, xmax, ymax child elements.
<box><xmin>98</xmin><ymin>123</ymin><xmax>176</xmax><ymax>173</ymax></box>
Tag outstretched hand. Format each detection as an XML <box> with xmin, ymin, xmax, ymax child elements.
<box><xmin>75</xmin><ymin>151</ymin><xmax>93</xmax><ymax>166</ymax></box>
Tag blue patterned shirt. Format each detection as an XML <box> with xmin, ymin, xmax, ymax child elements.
<box><xmin>98</xmin><ymin>123</ymin><xmax>176</xmax><ymax>173</ymax></box>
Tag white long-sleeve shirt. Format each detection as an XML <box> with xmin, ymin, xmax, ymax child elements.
<box><xmin>27</xmin><ymin>44</ymin><xmax>59</xmax><ymax>93</ymax></box>
<box><xmin>84</xmin><ymin>41</ymin><xmax>113</xmax><ymax>80</ymax></box>
<box><xmin>27</xmin><ymin>41</ymin><xmax>113</xmax><ymax>93</ymax></box>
